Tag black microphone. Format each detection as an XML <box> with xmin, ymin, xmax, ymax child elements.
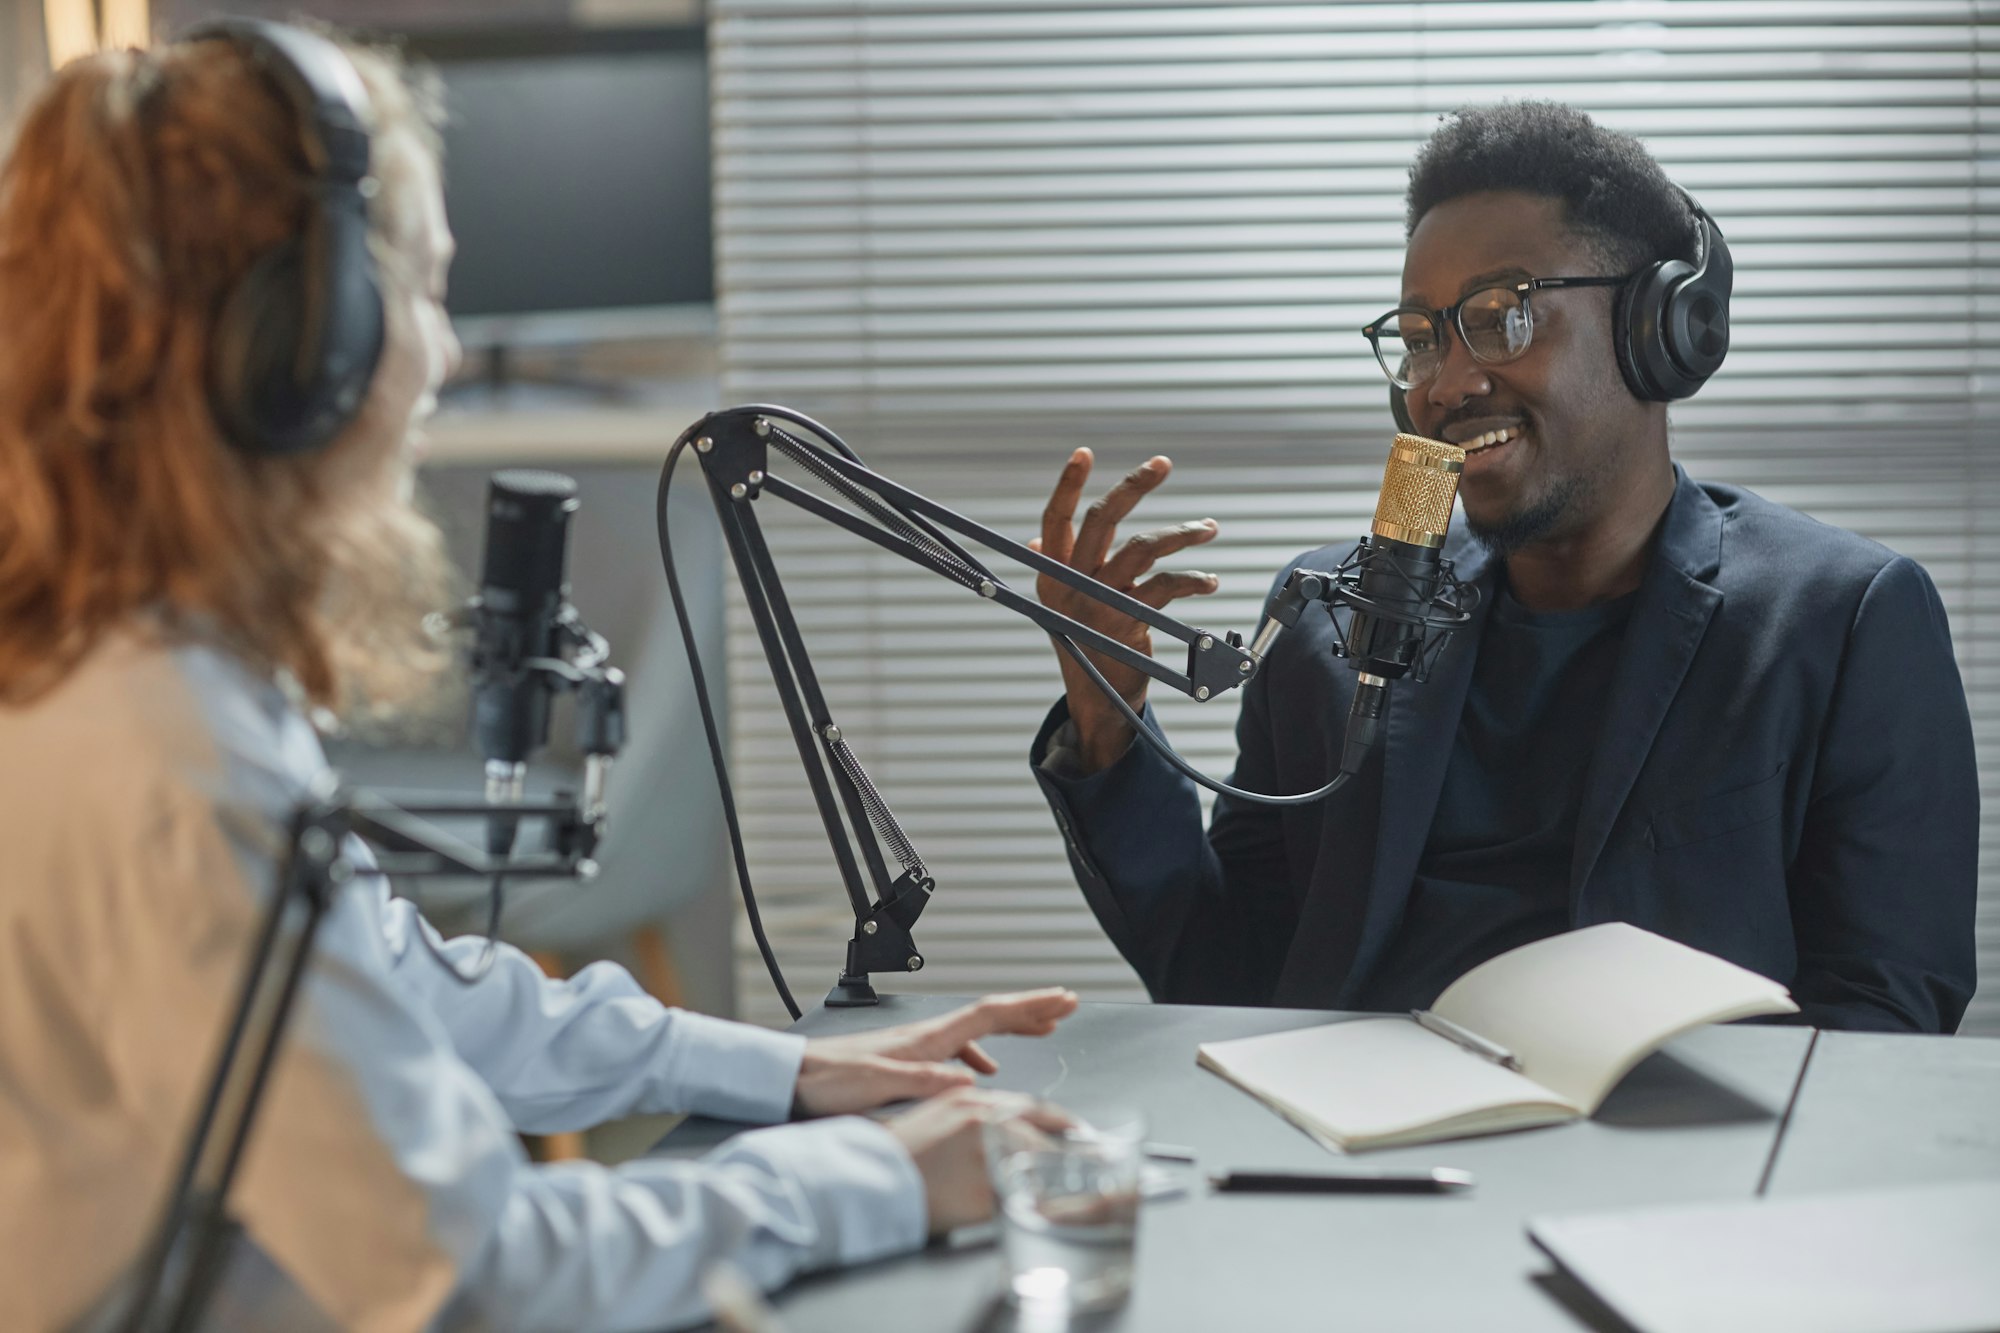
<box><xmin>1251</xmin><ymin>433</ymin><xmax>1470</xmax><ymax>778</ymax></box>
<box><xmin>471</xmin><ymin>470</ymin><xmax>580</xmax><ymax>856</ymax></box>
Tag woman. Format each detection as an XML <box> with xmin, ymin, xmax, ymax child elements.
<box><xmin>0</xmin><ymin>23</ymin><xmax>1074</xmax><ymax>1331</ymax></box>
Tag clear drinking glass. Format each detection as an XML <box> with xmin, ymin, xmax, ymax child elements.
<box><xmin>988</xmin><ymin>1111</ymin><xmax>1145</xmax><ymax>1313</ymax></box>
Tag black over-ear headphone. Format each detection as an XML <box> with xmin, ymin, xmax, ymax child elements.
<box><xmin>1389</xmin><ymin>184</ymin><xmax>1732</xmax><ymax>431</ymax></box>
<box><xmin>183</xmin><ymin>19</ymin><xmax>385</xmax><ymax>457</ymax></box>
<box><xmin>1613</xmin><ymin>186</ymin><xmax>1732</xmax><ymax>403</ymax></box>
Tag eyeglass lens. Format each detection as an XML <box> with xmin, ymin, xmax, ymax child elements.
<box><xmin>1375</xmin><ymin>286</ymin><xmax>1534</xmax><ymax>388</ymax></box>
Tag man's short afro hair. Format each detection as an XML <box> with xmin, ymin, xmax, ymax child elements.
<box><xmin>1405</xmin><ymin>102</ymin><xmax>1696</xmax><ymax>274</ymax></box>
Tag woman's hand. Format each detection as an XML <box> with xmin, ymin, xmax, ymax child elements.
<box><xmin>885</xmin><ymin>1088</ymin><xmax>1073</xmax><ymax>1234</ymax></box>
<box><xmin>792</xmin><ymin>987</ymin><xmax>1079</xmax><ymax>1117</ymax></box>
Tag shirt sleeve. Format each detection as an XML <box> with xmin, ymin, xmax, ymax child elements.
<box><xmin>439</xmin><ymin>1118</ymin><xmax>926</xmax><ymax>1332</ymax></box>
<box><xmin>122</xmin><ymin>785</ymin><xmax>927</xmax><ymax>1332</ymax></box>
<box><xmin>376</xmin><ymin>891</ymin><xmax>804</xmax><ymax>1132</ymax></box>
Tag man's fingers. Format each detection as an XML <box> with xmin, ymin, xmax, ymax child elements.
<box><xmin>1130</xmin><ymin>569</ymin><xmax>1222</xmax><ymax>610</ymax></box>
<box><xmin>1039</xmin><ymin>447</ymin><xmax>1092</xmax><ymax>566</ymax></box>
<box><xmin>1097</xmin><ymin>518</ymin><xmax>1219</xmax><ymax>591</ymax></box>
<box><xmin>1070</xmin><ymin>456</ymin><xmax>1172</xmax><ymax>576</ymax></box>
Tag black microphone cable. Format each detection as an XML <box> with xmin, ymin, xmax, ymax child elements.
<box><xmin>1048</xmin><ymin>632</ymin><xmax>1354</xmax><ymax>805</ymax></box>
<box><xmin>409</xmin><ymin>873</ymin><xmax>506</xmax><ymax>987</ymax></box>
<box><xmin>658</xmin><ymin>433</ymin><xmax>802</xmax><ymax>1021</ymax></box>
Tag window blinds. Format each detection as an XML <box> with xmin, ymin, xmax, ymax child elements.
<box><xmin>705</xmin><ymin>0</ymin><xmax>1998</xmax><ymax>1032</ymax></box>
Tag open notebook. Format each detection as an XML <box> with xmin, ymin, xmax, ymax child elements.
<box><xmin>1196</xmin><ymin>923</ymin><xmax>1798</xmax><ymax>1152</ymax></box>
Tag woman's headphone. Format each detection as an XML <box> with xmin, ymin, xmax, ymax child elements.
<box><xmin>1391</xmin><ymin>184</ymin><xmax>1733</xmax><ymax>430</ymax></box>
<box><xmin>182</xmin><ymin>19</ymin><xmax>386</xmax><ymax>457</ymax></box>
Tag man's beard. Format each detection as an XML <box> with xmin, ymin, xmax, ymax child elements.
<box><xmin>1465</xmin><ymin>473</ymin><xmax>1582</xmax><ymax>559</ymax></box>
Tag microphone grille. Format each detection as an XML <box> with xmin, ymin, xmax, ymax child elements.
<box><xmin>482</xmin><ymin>469</ymin><xmax>580</xmax><ymax>600</ymax></box>
<box><xmin>1373</xmin><ymin>433</ymin><xmax>1465</xmax><ymax>549</ymax></box>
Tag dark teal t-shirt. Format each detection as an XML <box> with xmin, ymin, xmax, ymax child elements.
<box><xmin>1358</xmin><ymin>576</ymin><xmax>1637</xmax><ymax>1012</ymax></box>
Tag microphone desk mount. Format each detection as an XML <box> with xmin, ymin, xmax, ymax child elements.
<box><xmin>673</xmin><ymin>405</ymin><xmax>1263</xmax><ymax>1014</ymax></box>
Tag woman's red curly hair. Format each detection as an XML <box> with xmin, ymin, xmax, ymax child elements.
<box><xmin>0</xmin><ymin>34</ymin><xmax>448</xmax><ymax>713</ymax></box>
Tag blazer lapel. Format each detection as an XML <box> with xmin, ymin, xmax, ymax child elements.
<box><xmin>1568</xmin><ymin>467</ymin><xmax>1725</xmax><ymax>901</ymax></box>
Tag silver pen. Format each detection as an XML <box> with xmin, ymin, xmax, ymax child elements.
<box><xmin>1410</xmin><ymin>1009</ymin><xmax>1521</xmax><ymax>1071</ymax></box>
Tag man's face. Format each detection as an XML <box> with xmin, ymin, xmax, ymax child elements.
<box><xmin>1397</xmin><ymin>191</ymin><xmax>1650</xmax><ymax>553</ymax></box>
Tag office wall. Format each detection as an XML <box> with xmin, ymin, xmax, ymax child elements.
<box><xmin>0</xmin><ymin>0</ymin><xmax>46</xmax><ymax>128</ymax></box>
<box><xmin>707</xmin><ymin>0</ymin><xmax>2000</xmax><ymax>1032</ymax></box>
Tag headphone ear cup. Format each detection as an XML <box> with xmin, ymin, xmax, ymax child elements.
<box><xmin>1389</xmin><ymin>382</ymin><xmax>1417</xmax><ymax>435</ymax></box>
<box><xmin>1666</xmin><ymin>276</ymin><xmax>1730</xmax><ymax>384</ymax></box>
<box><xmin>206</xmin><ymin>211</ymin><xmax>385</xmax><ymax>458</ymax></box>
<box><xmin>1617</xmin><ymin>257</ymin><xmax>1697</xmax><ymax>402</ymax></box>
<box><xmin>208</xmin><ymin>243</ymin><xmax>309</xmax><ymax>456</ymax></box>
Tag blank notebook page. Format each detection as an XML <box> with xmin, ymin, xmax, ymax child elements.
<box><xmin>1431</xmin><ymin>923</ymin><xmax>1797</xmax><ymax>1112</ymax></box>
<box><xmin>1196</xmin><ymin>1016</ymin><xmax>1576</xmax><ymax>1147</ymax></box>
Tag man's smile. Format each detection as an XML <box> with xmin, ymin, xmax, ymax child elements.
<box><xmin>1442</xmin><ymin>420</ymin><xmax>1528</xmax><ymax>471</ymax></box>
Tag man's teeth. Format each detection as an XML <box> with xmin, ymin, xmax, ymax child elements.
<box><xmin>1467</xmin><ymin>426</ymin><xmax>1522</xmax><ymax>452</ymax></box>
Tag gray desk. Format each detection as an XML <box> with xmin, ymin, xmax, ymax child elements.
<box><xmin>1763</xmin><ymin>1029</ymin><xmax>2000</xmax><ymax>1197</ymax></box>
<box><xmin>655</xmin><ymin>997</ymin><xmax>1815</xmax><ymax>1331</ymax></box>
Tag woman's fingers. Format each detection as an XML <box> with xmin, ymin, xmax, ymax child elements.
<box><xmin>901</xmin><ymin>989</ymin><xmax>1076</xmax><ymax>1068</ymax></box>
<box><xmin>875</xmin><ymin>1057</ymin><xmax>975</xmax><ymax>1102</ymax></box>
<box><xmin>954</xmin><ymin>1039</ymin><xmax>999</xmax><ymax>1075</ymax></box>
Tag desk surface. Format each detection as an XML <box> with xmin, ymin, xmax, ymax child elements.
<box><xmin>1764</xmin><ymin>1028</ymin><xmax>2000</xmax><ymax>1197</ymax></box>
<box><xmin>656</xmin><ymin>997</ymin><xmax>1821</xmax><ymax>1332</ymax></box>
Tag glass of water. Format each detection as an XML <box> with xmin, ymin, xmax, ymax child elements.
<box><xmin>989</xmin><ymin>1110</ymin><xmax>1145</xmax><ymax>1313</ymax></box>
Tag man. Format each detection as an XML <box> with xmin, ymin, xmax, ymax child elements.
<box><xmin>1025</xmin><ymin>101</ymin><xmax>1977</xmax><ymax>1034</ymax></box>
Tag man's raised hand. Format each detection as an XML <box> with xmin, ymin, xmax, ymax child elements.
<box><xmin>1029</xmin><ymin>447</ymin><xmax>1221</xmax><ymax>773</ymax></box>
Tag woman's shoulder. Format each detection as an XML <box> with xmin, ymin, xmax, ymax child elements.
<box><xmin>0</xmin><ymin>630</ymin><xmax>328</xmax><ymax>841</ymax></box>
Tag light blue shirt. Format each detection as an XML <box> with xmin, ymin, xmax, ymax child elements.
<box><xmin>0</xmin><ymin>633</ymin><xmax>926</xmax><ymax>1331</ymax></box>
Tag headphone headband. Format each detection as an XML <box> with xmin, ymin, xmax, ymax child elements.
<box><xmin>184</xmin><ymin>19</ymin><xmax>375</xmax><ymax>181</ymax></box>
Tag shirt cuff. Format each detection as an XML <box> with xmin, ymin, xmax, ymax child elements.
<box><xmin>660</xmin><ymin>1011</ymin><xmax>807</xmax><ymax>1124</ymax></box>
<box><xmin>717</xmin><ymin>1116</ymin><xmax>929</xmax><ymax>1269</ymax></box>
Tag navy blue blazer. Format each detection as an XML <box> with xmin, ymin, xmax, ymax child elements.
<box><xmin>1031</xmin><ymin>468</ymin><xmax>1978</xmax><ymax>1033</ymax></box>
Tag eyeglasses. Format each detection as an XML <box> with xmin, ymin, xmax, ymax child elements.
<box><xmin>1361</xmin><ymin>275</ymin><xmax>1632</xmax><ymax>390</ymax></box>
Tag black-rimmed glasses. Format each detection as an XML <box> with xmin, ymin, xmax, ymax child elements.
<box><xmin>1362</xmin><ymin>275</ymin><xmax>1632</xmax><ymax>390</ymax></box>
